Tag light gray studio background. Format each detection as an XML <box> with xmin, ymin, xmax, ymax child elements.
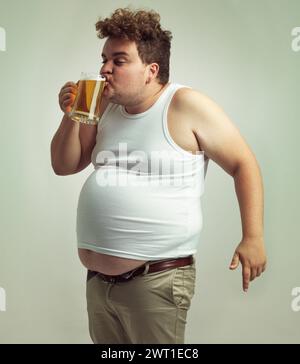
<box><xmin>0</xmin><ymin>0</ymin><xmax>299</xmax><ymax>343</ymax></box>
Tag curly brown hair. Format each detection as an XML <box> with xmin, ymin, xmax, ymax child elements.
<box><xmin>95</xmin><ymin>8</ymin><xmax>172</xmax><ymax>84</ymax></box>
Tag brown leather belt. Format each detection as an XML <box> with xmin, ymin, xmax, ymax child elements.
<box><xmin>87</xmin><ymin>255</ymin><xmax>194</xmax><ymax>284</ymax></box>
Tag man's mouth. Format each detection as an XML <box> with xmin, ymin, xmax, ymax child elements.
<box><xmin>103</xmin><ymin>82</ymin><xmax>112</xmax><ymax>94</ymax></box>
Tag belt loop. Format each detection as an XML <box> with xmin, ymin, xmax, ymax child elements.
<box><xmin>142</xmin><ymin>262</ymin><xmax>150</xmax><ymax>275</ymax></box>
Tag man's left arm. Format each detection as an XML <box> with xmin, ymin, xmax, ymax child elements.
<box><xmin>175</xmin><ymin>88</ymin><xmax>267</xmax><ymax>292</ymax></box>
<box><xmin>229</xmin><ymin>156</ymin><xmax>267</xmax><ymax>292</ymax></box>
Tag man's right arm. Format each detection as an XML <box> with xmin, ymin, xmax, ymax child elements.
<box><xmin>50</xmin><ymin>81</ymin><xmax>99</xmax><ymax>176</ymax></box>
<box><xmin>51</xmin><ymin>115</ymin><xmax>98</xmax><ymax>176</ymax></box>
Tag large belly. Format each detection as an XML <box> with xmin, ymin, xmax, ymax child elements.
<box><xmin>76</xmin><ymin>167</ymin><xmax>200</xmax><ymax>266</ymax></box>
<box><xmin>78</xmin><ymin>248</ymin><xmax>147</xmax><ymax>275</ymax></box>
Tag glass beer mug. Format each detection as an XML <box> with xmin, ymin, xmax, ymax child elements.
<box><xmin>69</xmin><ymin>72</ymin><xmax>106</xmax><ymax>125</ymax></box>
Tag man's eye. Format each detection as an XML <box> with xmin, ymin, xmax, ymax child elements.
<box><xmin>101</xmin><ymin>59</ymin><xmax>126</xmax><ymax>65</ymax></box>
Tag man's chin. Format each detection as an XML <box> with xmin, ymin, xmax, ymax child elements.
<box><xmin>102</xmin><ymin>87</ymin><xmax>112</xmax><ymax>99</ymax></box>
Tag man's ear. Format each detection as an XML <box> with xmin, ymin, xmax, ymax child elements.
<box><xmin>146</xmin><ymin>63</ymin><xmax>159</xmax><ymax>83</ymax></box>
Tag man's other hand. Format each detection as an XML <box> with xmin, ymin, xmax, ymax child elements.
<box><xmin>229</xmin><ymin>237</ymin><xmax>267</xmax><ymax>292</ymax></box>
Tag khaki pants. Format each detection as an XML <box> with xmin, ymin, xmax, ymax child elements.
<box><xmin>86</xmin><ymin>257</ymin><xmax>196</xmax><ymax>344</ymax></box>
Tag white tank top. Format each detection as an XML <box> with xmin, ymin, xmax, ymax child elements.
<box><xmin>76</xmin><ymin>83</ymin><xmax>209</xmax><ymax>260</ymax></box>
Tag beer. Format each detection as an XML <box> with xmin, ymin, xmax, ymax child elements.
<box><xmin>70</xmin><ymin>74</ymin><xmax>106</xmax><ymax>125</ymax></box>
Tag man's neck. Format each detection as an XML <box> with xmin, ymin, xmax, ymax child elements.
<box><xmin>125</xmin><ymin>82</ymin><xmax>170</xmax><ymax>114</ymax></box>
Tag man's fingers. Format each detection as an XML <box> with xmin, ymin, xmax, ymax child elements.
<box><xmin>62</xmin><ymin>101</ymin><xmax>73</xmax><ymax>114</ymax></box>
<box><xmin>256</xmin><ymin>267</ymin><xmax>263</xmax><ymax>278</ymax></box>
<box><xmin>62</xmin><ymin>99</ymin><xmax>73</xmax><ymax>107</ymax></box>
<box><xmin>59</xmin><ymin>87</ymin><xmax>77</xmax><ymax>99</ymax></box>
<box><xmin>250</xmin><ymin>268</ymin><xmax>257</xmax><ymax>281</ymax></box>
<box><xmin>64</xmin><ymin>82</ymin><xmax>77</xmax><ymax>88</ymax></box>
<box><xmin>61</xmin><ymin>93</ymin><xmax>76</xmax><ymax>103</ymax></box>
<box><xmin>229</xmin><ymin>252</ymin><xmax>240</xmax><ymax>270</ymax></box>
<box><xmin>251</xmin><ymin>264</ymin><xmax>266</xmax><ymax>280</ymax></box>
<box><xmin>59</xmin><ymin>81</ymin><xmax>78</xmax><ymax>113</ymax></box>
<box><xmin>63</xmin><ymin>86</ymin><xmax>77</xmax><ymax>93</ymax></box>
<box><xmin>60</xmin><ymin>94</ymin><xmax>71</xmax><ymax>103</ymax></box>
<box><xmin>58</xmin><ymin>82</ymin><xmax>78</xmax><ymax>101</ymax></box>
<box><xmin>242</xmin><ymin>265</ymin><xmax>251</xmax><ymax>292</ymax></box>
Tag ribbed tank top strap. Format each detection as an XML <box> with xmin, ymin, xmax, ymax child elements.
<box><xmin>160</xmin><ymin>83</ymin><xmax>197</xmax><ymax>157</ymax></box>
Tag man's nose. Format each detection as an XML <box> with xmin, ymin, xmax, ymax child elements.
<box><xmin>100</xmin><ymin>61</ymin><xmax>112</xmax><ymax>76</ymax></box>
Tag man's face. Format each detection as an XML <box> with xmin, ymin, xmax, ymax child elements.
<box><xmin>100</xmin><ymin>37</ymin><xmax>151</xmax><ymax>106</ymax></box>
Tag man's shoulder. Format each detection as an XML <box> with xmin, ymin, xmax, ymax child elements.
<box><xmin>172</xmin><ymin>86</ymin><xmax>216</xmax><ymax>113</ymax></box>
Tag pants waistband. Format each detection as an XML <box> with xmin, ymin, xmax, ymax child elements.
<box><xmin>87</xmin><ymin>255</ymin><xmax>194</xmax><ymax>283</ymax></box>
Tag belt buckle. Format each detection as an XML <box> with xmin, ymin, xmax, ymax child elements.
<box><xmin>121</xmin><ymin>263</ymin><xmax>149</xmax><ymax>281</ymax></box>
<box><xmin>121</xmin><ymin>269</ymin><xmax>137</xmax><ymax>281</ymax></box>
<box><xmin>103</xmin><ymin>271</ymin><xmax>134</xmax><ymax>284</ymax></box>
<box><xmin>107</xmin><ymin>276</ymin><xmax>117</xmax><ymax>283</ymax></box>
<box><xmin>121</xmin><ymin>272</ymin><xmax>133</xmax><ymax>280</ymax></box>
<box><xmin>103</xmin><ymin>263</ymin><xmax>150</xmax><ymax>284</ymax></box>
<box><xmin>100</xmin><ymin>274</ymin><xmax>117</xmax><ymax>284</ymax></box>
